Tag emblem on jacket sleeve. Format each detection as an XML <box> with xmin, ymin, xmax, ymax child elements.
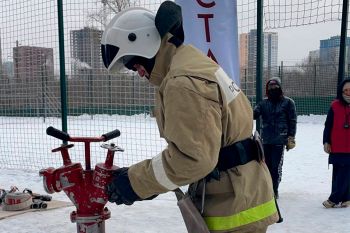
<box><xmin>215</xmin><ymin>67</ymin><xmax>241</xmax><ymax>103</ymax></box>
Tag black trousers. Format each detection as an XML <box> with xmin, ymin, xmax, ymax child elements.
<box><xmin>263</xmin><ymin>144</ymin><xmax>285</xmax><ymax>194</ymax></box>
<box><xmin>329</xmin><ymin>164</ymin><xmax>350</xmax><ymax>204</ymax></box>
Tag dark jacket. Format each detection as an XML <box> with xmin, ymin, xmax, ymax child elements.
<box><xmin>254</xmin><ymin>78</ymin><xmax>297</xmax><ymax>145</ymax></box>
<box><xmin>323</xmin><ymin>79</ymin><xmax>350</xmax><ymax>165</ymax></box>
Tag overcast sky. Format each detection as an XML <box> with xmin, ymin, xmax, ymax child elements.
<box><xmin>276</xmin><ymin>20</ymin><xmax>342</xmax><ymax>64</ymax></box>
<box><xmin>237</xmin><ymin>0</ymin><xmax>343</xmax><ymax>64</ymax></box>
<box><xmin>0</xmin><ymin>0</ymin><xmax>345</xmax><ymax>67</ymax></box>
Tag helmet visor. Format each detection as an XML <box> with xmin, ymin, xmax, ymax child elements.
<box><xmin>101</xmin><ymin>44</ymin><xmax>120</xmax><ymax>69</ymax></box>
<box><xmin>101</xmin><ymin>44</ymin><xmax>137</xmax><ymax>72</ymax></box>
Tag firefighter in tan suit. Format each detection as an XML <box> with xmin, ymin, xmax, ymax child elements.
<box><xmin>101</xmin><ymin>2</ymin><xmax>278</xmax><ymax>232</ymax></box>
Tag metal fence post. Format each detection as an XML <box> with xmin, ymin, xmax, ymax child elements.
<box><xmin>338</xmin><ymin>0</ymin><xmax>349</xmax><ymax>85</ymax></box>
<box><xmin>256</xmin><ymin>0</ymin><xmax>264</xmax><ymax>132</ymax></box>
<box><xmin>280</xmin><ymin>61</ymin><xmax>284</xmax><ymax>82</ymax></box>
<box><xmin>314</xmin><ymin>64</ymin><xmax>317</xmax><ymax>97</ymax></box>
<box><xmin>57</xmin><ymin>0</ymin><xmax>68</xmax><ymax>140</ymax></box>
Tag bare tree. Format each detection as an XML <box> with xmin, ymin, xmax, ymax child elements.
<box><xmin>87</xmin><ymin>0</ymin><xmax>140</xmax><ymax>27</ymax></box>
<box><xmin>326</xmin><ymin>49</ymin><xmax>339</xmax><ymax>74</ymax></box>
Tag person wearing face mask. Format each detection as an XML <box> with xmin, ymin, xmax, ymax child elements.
<box><xmin>253</xmin><ymin>77</ymin><xmax>297</xmax><ymax>199</ymax></box>
<box><xmin>322</xmin><ymin>78</ymin><xmax>350</xmax><ymax>208</ymax></box>
<box><xmin>101</xmin><ymin>1</ymin><xmax>279</xmax><ymax>232</ymax></box>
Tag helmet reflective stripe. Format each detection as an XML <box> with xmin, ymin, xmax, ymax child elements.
<box><xmin>101</xmin><ymin>7</ymin><xmax>161</xmax><ymax>73</ymax></box>
<box><xmin>204</xmin><ymin>198</ymin><xmax>277</xmax><ymax>231</ymax></box>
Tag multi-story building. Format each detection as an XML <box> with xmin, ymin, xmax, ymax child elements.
<box><xmin>265</xmin><ymin>31</ymin><xmax>278</xmax><ymax>74</ymax></box>
<box><xmin>13</xmin><ymin>45</ymin><xmax>54</xmax><ymax>83</ymax></box>
<box><xmin>308</xmin><ymin>49</ymin><xmax>320</xmax><ymax>63</ymax></box>
<box><xmin>319</xmin><ymin>36</ymin><xmax>350</xmax><ymax>65</ymax></box>
<box><xmin>2</xmin><ymin>61</ymin><xmax>13</xmax><ymax>78</ymax></box>
<box><xmin>10</xmin><ymin>45</ymin><xmax>55</xmax><ymax>116</ymax></box>
<box><xmin>245</xmin><ymin>30</ymin><xmax>278</xmax><ymax>77</ymax></box>
<box><xmin>239</xmin><ymin>30</ymin><xmax>278</xmax><ymax>95</ymax></box>
<box><xmin>239</xmin><ymin>33</ymin><xmax>249</xmax><ymax>69</ymax></box>
<box><xmin>70</xmin><ymin>27</ymin><xmax>104</xmax><ymax>76</ymax></box>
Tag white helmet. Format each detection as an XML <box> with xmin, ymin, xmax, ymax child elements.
<box><xmin>101</xmin><ymin>7</ymin><xmax>161</xmax><ymax>73</ymax></box>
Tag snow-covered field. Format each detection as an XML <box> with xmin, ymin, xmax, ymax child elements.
<box><xmin>1</xmin><ymin>115</ymin><xmax>349</xmax><ymax>233</ymax></box>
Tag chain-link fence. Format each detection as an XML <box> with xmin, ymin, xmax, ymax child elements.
<box><xmin>241</xmin><ymin>63</ymin><xmax>340</xmax><ymax>114</ymax></box>
<box><xmin>0</xmin><ymin>0</ymin><xmax>345</xmax><ymax>170</ymax></box>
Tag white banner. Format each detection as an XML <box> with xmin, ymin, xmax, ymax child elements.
<box><xmin>175</xmin><ymin>0</ymin><xmax>240</xmax><ymax>85</ymax></box>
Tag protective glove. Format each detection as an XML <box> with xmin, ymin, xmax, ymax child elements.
<box><xmin>323</xmin><ymin>143</ymin><xmax>331</xmax><ymax>154</ymax></box>
<box><xmin>286</xmin><ymin>136</ymin><xmax>296</xmax><ymax>151</ymax></box>
<box><xmin>106</xmin><ymin>167</ymin><xmax>141</xmax><ymax>205</ymax></box>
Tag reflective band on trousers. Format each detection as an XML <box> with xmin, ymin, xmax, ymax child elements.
<box><xmin>204</xmin><ymin>198</ymin><xmax>277</xmax><ymax>231</ymax></box>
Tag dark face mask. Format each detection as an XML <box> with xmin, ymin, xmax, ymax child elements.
<box><xmin>268</xmin><ymin>88</ymin><xmax>282</xmax><ymax>100</ymax></box>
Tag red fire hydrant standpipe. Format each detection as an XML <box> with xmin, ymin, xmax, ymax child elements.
<box><xmin>40</xmin><ymin>126</ymin><xmax>123</xmax><ymax>233</ymax></box>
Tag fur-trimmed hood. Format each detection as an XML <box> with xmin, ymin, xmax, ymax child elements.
<box><xmin>265</xmin><ymin>77</ymin><xmax>282</xmax><ymax>96</ymax></box>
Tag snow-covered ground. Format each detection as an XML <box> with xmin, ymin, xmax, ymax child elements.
<box><xmin>1</xmin><ymin>115</ymin><xmax>349</xmax><ymax>233</ymax></box>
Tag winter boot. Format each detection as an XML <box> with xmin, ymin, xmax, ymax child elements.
<box><xmin>341</xmin><ymin>201</ymin><xmax>350</xmax><ymax>208</ymax></box>
<box><xmin>322</xmin><ymin>200</ymin><xmax>336</xmax><ymax>208</ymax></box>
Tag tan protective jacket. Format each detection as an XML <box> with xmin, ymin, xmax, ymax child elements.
<box><xmin>129</xmin><ymin>34</ymin><xmax>278</xmax><ymax>232</ymax></box>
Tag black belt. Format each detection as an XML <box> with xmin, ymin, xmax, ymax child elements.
<box><xmin>205</xmin><ymin>138</ymin><xmax>259</xmax><ymax>181</ymax></box>
<box><xmin>205</xmin><ymin>133</ymin><xmax>264</xmax><ymax>181</ymax></box>
<box><xmin>217</xmin><ymin>138</ymin><xmax>258</xmax><ymax>171</ymax></box>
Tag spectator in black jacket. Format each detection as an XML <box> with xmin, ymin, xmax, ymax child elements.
<box><xmin>254</xmin><ymin>77</ymin><xmax>297</xmax><ymax>199</ymax></box>
<box><xmin>322</xmin><ymin>78</ymin><xmax>350</xmax><ymax>208</ymax></box>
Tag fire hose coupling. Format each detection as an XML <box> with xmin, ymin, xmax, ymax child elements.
<box><xmin>40</xmin><ymin>163</ymin><xmax>84</xmax><ymax>194</ymax></box>
<box><xmin>39</xmin><ymin>167</ymin><xmax>60</xmax><ymax>194</ymax></box>
<box><xmin>31</xmin><ymin>199</ymin><xmax>48</xmax><ymax>209</ymax></box>
<box><xmin>70</xmin><ymin>207</ymin><xmax>111</xmax><ymax>223</ymax></box>
<box><xmin>23</xmin><ymin>188</ymin><xmax>52</xmax><ymax>202</ymax></box>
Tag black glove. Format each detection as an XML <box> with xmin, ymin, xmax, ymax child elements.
<box><xmin>106</xmin><ymin>167</ymin><xmax>141</xmax><ymax>205</ymax></box>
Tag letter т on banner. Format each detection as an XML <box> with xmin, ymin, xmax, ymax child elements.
<box><xmin>175</xmin><ymin>0</ymin><xmax>240</xmax><ymax>86</ymax></box>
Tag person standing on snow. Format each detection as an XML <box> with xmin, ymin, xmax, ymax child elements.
<box><xmin>254</xmin><ymin>77</ymin><xmax>297</xmax><ymax>199</ymax></box>
<box><xmin>322</xmin><ymin>78</ymin><xmax>350</xmax><ymax>208</ymax></box>
<box><xmin>101</xmin><ymin>1</ymin><xmax>278</xmax><ymax>232</ymax></box>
